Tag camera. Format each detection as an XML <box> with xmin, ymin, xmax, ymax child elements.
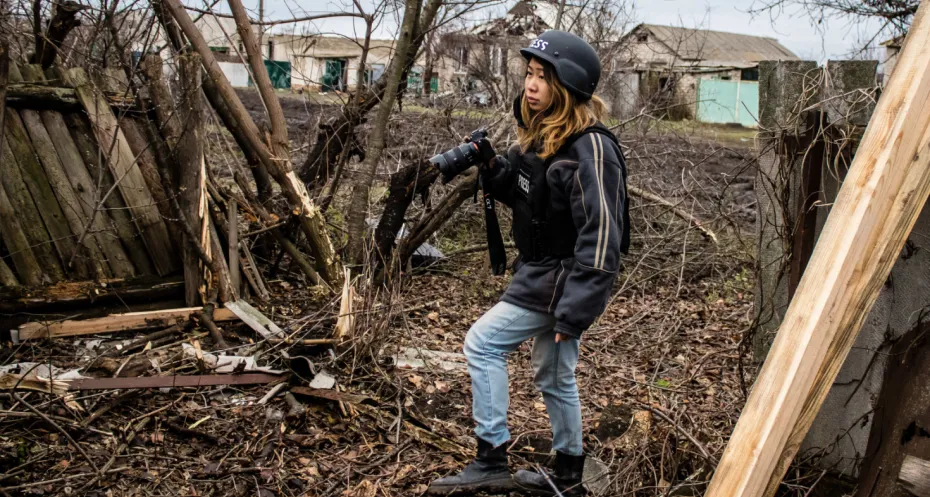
<box><xmin>430</xmin><ymin>128</ymin><xmax>497</xmax><ymax>182</ymax></box>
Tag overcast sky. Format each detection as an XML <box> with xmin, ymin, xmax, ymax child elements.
<box><xmin>231</xmin><ymin>0</ymin><xmax>892</xmax><ymax>62</ymax></box>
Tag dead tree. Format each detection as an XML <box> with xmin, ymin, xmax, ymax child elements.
<box><xmin>162</xmin><ymin>0</ymin><xmax>342</xmax><ymax>287</ymax></box>
<box><xmin>345</xmin><ymin>0</ymin><xmax>424</xmax><ymax>263</ymax></box>
<box><xmin>31</xmin><ymin>1</ymin><xmax>87</xmax><ymax>69</ymax></box>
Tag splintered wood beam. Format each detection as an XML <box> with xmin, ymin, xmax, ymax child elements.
<box><xmin>17</xmin><ymin>307</ymin><xmax>237</xmax><ymax>341</ymax></box>
<box><xmin>900</xmin><ymin>455</ymin><xmax>930</xmax><ymax>497</ymax></box>
<box><xmin>705</xmin><ymin>3</ymin><xmax>930</xmax><ymax>497</ymax></box>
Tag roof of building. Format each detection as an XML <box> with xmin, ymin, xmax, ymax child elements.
<box><xmin>471</xmin><ymin>0</ymin><xmax>621</xmax><ymax>41</ymax></box>
<box><xmin>272</xmin><ymin>35</ymin><xmax>396</xmax><ymax>58</ymax></box>
<box><xmin>631</xmin><ymin>24</ymin><xmax>798</xmax><ymax>68</ymax></box>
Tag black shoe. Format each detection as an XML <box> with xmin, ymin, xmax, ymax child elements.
<box><xmin>514</xmin><ymin>452</ymin><xmax>587</xmax><ymax>496</ymax></box>
<box><xmin>427</xmin><ymin>438</ymin><xmax>515</xmax><ymax>495</ymax></box>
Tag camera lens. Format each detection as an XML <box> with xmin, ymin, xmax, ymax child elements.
<box><xmin>430</xmin><ymin>142</ymin><xmax>479</xmax><ymax>180</ymax></box>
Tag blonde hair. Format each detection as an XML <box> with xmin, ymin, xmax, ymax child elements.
<box><xmin>517</xmin><ymin>59</ymin><xmax>606</xmax><ymax>159</ymax></box>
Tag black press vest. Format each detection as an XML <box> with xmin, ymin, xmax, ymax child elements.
<box><xmin>510</xmin><ymin>126</ymin><xmax>631</xmax><ymax>262</ymax></box>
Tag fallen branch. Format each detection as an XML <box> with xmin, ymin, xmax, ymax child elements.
<box><xmin>629</xmin><ymin>185</ymin><xmax>718</xmax><ymax>243</ymax></box>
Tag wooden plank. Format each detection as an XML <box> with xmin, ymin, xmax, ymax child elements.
<box><xmin>23</xmin><ymin>63</ymin><xmax>138</xmax><ymax>279</ymax></box>
<box><xmin>224</xmin><ymin>300</ymin><xmax>283</xmax><ymax>339</ymax></box>
<box><xmin>119</xmin><ymin>117</ymin><xmax>175</xmax><ymax>227</ymax></box>
<box><xmin>17</xmin><ymin>306</ymin><xmax>237</xmax><ymax>340</ymax></box>
<box><xmin>40</xmin><ymin>109</ymin><xmax>137</xmax><ymax>277</ymax></box>
<box><xmin>705</xmin><ymin>4</ymin><xmax>930</xmax><ymax>497</ymax></box>
<box><xmin>229</xmin><ymin>199</ymin><xmax>240</xmax><ymax>293</ymax></box>
<box><xmin>0</xmin><ymin>184</ymin><xmax>44</xmax><ymax>286</ymax></box>
<box><xmin>0</xmin><ymin>255</ymin><xmax>18</xmax><ymax>287</ymax></box>
<box><xmin>900</xmin><ymin>455</ymin><xmax>930</xmax><ymax>497</ymax></box>
<box><xmin>60</xmin><ymin>67</ymin><xmax>178</xmax><ymax>276</ymax></box>
<box><xmin>0</xmin><ymin>137</ymin><xmax>64</xmax><ymax>282</ymax></box>
<box><xmin>0</xmin><ymin>277</ymin><xmax>184</xmax><ymax>313</ymax></box>
<box><xmin>67</xmin><ymin>373</ymin><xmax>282</xmax><ymax>391</ymax></box>
<box><xmin>175</xmin><ymin>54</ymin><xmax>208</xmax><ymax>306</ymax></box>
<box><xmin>63</xmin><ymin>113</ymin><xmax>155</xmax><ymax>275</ymax></box>
<box><xmin>239</xmin><ymin>241</ymin><xmax>270</xmax><ymax>301</ymax></box>
<box><xmin>18</xmin><ymin>105</ymin><xmax>112</xmax><ymax>278</ymax></box>
<box><xmin>3</xmin><ymin>108</ymin><xmax>87</xmax><ymax>279</ymax></box>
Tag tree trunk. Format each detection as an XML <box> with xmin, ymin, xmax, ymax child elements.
<box><xmin>31</xmin><ymin>1</ymin><xmax>86</xmax><ymax>69</ymax></box>
<box><xmin>373</xmin><ymin>159</ymin><xmax>439</xmax><ymax>263</ymax></box>
<box><xmin>397</xmin><ymin>168</ymin><xmax>477</xmax><ymax>268</ymax></box>
<box><xmin>177</xmin><ymin>53</ymin><xmax>209</xmax><ymax>305</ymax></box>
<box><xmin>345</xmin><ymin>0</ymin><xmax>423</xmax><ymax>264</ymax></box>
<box><xmin>151</xmin><ymin>0</ymin><xmax>272</xmax><ymax>203</ymax></box>
<box><xmin>163</xmin><ymin>0</ymin><xmax>341</xmax><ymax>287</ymax></box>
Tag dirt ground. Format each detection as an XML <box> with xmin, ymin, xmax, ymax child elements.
<box><xmin>0</xmin><ymin>90</ymin><xmax>766</xmax><ymax>496</ymax></box>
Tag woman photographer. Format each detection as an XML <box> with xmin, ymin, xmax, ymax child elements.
<box><xmin>428</xmin><ymin>31</ymin><xmax>629</xmax><ymax>497</ymax></box>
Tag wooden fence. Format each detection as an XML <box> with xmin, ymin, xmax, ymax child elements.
<box><xmin>1</xmin><ymin>63</ymin><xmax>180</xmax><ymax>288</ymax></box>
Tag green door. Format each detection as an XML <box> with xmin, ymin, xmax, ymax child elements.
<box><xmin>264</xmin><ymin>60</ymin><xmax>291</xmax><ymax>89</ymax></box>
<box><xmin>322</xmin><ymin>59</ymin><xmax>346</xmax><ymax>91</ymax></box>
<box><xmin>407</xmin><ymin>68</ymin><xmax>424</xmax><ymax>96</ymax></box>
<box><xmin>696</xmin><ymin>79</ymin><xmax>759</xmax><ymax>128</ymax></box>
<box><xmin>246</xmin><ymin>60</ymin><xmax>291</xmax><ymax>89</ymax></box>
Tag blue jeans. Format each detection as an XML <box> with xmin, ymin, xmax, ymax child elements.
<box><xmin>463</xmin><ymin>301</ymin><xmax>582</xmax><ymax>455</ymax></box>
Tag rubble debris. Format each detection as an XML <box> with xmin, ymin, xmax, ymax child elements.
<box><xmin>308</xmin><ymin>370</ymin><xmax>337</xmax><ymax>389</ymax></box>
<box><xmin>181</xmin><ymin>342</ymin><xmax>283</xmax><ymax>374</ymax></box>
<box><xmin>392</xmin><ymin>347</ymin><xmax>468</xmax><ymax>371</ymax></box>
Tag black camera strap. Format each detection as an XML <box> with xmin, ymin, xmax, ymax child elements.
<box><xmin>478</xmin><ymin>170</ymin><xmax>508</xmax><ymax>276</ymax></box>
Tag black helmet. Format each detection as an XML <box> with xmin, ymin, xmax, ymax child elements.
<box><xmin>520</xmin><ymin>30</ymin><xmax>601</xmax><ymax>100</ymax></box>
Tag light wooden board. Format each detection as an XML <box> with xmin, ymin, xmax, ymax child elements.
<box><xmin>705</xmin><ymin>3</ymin><xmax>930</xmax><ymax>497</ymax></box>
<box><xmin>900</xmin><ymin>455</ymin><xmax>930</xmax><ymax>497</ymax></box>
<box><xmin>18</xmin><ymin>306</ymin><xmax>237</xmax><ymax>341</ymax></box>
<box><xmin>61</xmin><ymin>67</ymin><xmax>178</xmax><ymax>276</ymax></box>
<box><xmin>224</xmin><ymin>300</ymin><xmax>283</xmax><ymax>339</ymax></box>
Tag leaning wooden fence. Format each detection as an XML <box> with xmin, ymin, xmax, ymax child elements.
<box><xmin>1</xmin><ymin>63</ymin><xmax>180</xmax><ymax>287</ymax></box>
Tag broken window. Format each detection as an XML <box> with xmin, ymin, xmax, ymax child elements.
<box><xmin>455</xmin><ymin>47</ymin><xmax>469</xmax><ymax>72</ymax></box>
<box><xmin>741</xmin><ymin>68</ymin><xmax>759</xmax><ymax>81</ymax></box>
<box><xmin>491</xmin><ymin>46</ymin><xmax>503</xmax><ymax>76</ymax></box>
<box><xmin>365</xmin><ymin>63</ymin><xmax>385</xmax><ymax>85</ymax></box>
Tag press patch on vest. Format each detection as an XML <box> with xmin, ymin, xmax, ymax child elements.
<box><xmin>517</xmin><ymin>169</ymin><xmax>531</xmax><ymax>197</ymax></box>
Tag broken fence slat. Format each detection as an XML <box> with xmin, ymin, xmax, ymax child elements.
<box><xmin>66</xmin><ymin>373</ymin><xmax>283</xmax><ymax>390</ymax></box>
<box><xmin>224</xmin><ymin>300</ymin><xmax>283</xmax><ymax>339</ymax></box>
<box><xmin>17</xmin><ymin>306</ymin><xmax>237</xmax><ymax>341</ymax></box>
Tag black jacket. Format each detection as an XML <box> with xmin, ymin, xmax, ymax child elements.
<box><xmin>487</xmin><ymin>126</ymin><xmax>627</xmax><ymax>338</ymax></box>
